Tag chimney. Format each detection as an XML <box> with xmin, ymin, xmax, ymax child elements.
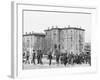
<box><xmin>48</xmin><ymin>27</ymin><xmax>50</xmax><ymax>30</ymax></box>
<box><xmin>68</xmin><ymin>25</ymin><xmax>70</xmax><ymax>28</ymax></box>
<box><xmin>64</xmin><ymin>26</ymin><xmax>66</xmax><ymax>28</ymax></box>
<box><xmin>32</xmin><ymin>31</ymin><xmax>34</xmax><ymax>34</ymax></box>
<box><xmin>52</xmin><ymin>26</ymin><xmax>54</xmax><ymax>28</ymax></box>
<box><xmin>56</xmin><ymin>25</ymin><xmax>58</xmax><ymax>28</ymax></box>
<box><xmin>26</xmin><ymin>32</ymin><xmax>27</xmax><ymax>34</ymax></box>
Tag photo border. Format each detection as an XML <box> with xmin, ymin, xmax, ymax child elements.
<box><xmin>11</xmin><ymin>1</ymin><xmax>97</xmax><ymax>78</ymax></box>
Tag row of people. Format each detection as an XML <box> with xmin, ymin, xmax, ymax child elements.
<box><xmin>23</xmin><ymin>50</ymin><xmax>43</xmax><ymax>64</ymax></box>
<box><xmin>23</xmin><ymin>49</ymin><xmax>91</xmax><ymax>66</ymax></box>
<box><xmin>47</xmin><ymin>50</ymin><xmax>91</xmax><ymax>66</ymax></box>
<box><xmin>60</xmin><ymin>53</ymin><xmax>91</xmax><ymax>66</ymax></box>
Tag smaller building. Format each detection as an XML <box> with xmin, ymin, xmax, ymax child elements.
<box><xmin>84</xmin><ymin>42</ymin><xmax>91</xmax><ymax>54</ymax></box>
<box><xmin>23</xmin><ymin>32</ymin><xmax>45</xmax><ymax>56</ymax></box>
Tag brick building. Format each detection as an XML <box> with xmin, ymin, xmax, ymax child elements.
<box><xmin>44</xmin><ymin>26</ymin><xmax>85</xmax><ymax>54</ymax></box>
<box><xmin>23</xmin><ymin>32</ymin><xmax>45</xmax><ymax>55</ymax></box>
<box><xmin>23</xmin><ymin>26</ymin><xmax>85</xmax><ymax>55</ymax></box>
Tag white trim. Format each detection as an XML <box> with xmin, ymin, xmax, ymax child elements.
<box><xmin>11</xmin><ymin>1</ymin><xmax>97</xmax><ymax>78</ymax></box>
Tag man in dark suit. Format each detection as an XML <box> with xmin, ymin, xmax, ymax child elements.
<box><xmin>31</xmin><ymin>50</ymin><xmax>36</xmax><ymax>64</ymax></box>
<box><xmin>37</xmin><ymin>50</ymin><xmax>40</xmax><ymax>64</ymax></box>
<box><xmin>48</xmin><ymin>50</ymin><xmax>52</xmax><ymax>65</ymax></box>
<box><xmin>26</xmin><ymin>51</ymin><xmax>30</xmax><ymax>64</ymax></box>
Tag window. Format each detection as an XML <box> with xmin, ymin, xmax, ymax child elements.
<box><xmin>54</xmin><ymin>44</ymin><xmax>57</xmax><ymax>49</ymax></box>
<box><xmin>59</xmin><ymin>44</ymin><xmax>60</xmax><ymax>49</ymax></box>
<box><xmin>27</xmin><ymin>39</ymin><xmax>30</xmax><ymax>48</ymax></box>
<box><xmin>46</xmin><ymin>32</ymin><xmax>47</xmax><ymax>35</ymax></box>
<box><xmin>53</xmin><ymin>31</ymin><xmax>56</xmax><ymax>36</ymax></box>
<box><xmin>62</xmin><ymin>46</ymin><xmax>64</xmax><ymax>49</ymax></box>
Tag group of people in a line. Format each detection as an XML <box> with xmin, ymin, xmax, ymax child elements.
<box><xmin>23</xmin><ymin>49</ymin><xmax>43</xmax><ymax>65</ymax></box>
<box><xmin>23</xmin><ymin>49</ymin><xmax>91</xmax><ymax>66</ymax></box>
<box><xmin>60</xmin><ymin>52</ymin><xmax>91</xmax><ymax>66</ymax></box>
<box><xmin>47</xmin><ymin>50</ymin><xmax>91</xmax><ymax>66</ymax></box>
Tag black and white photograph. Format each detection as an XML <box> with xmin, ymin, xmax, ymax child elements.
<box><xmin>10</xmin><ymin>1</ymin><xmax>98</xmax><ymax>78</ymax></box>
<box><xmin>22</xmin><ymin>9</ymin><xmax>91</xmax><ymax>70</ymax></box>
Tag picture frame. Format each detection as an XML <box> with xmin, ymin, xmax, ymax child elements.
<box><xmin>11</xmin><ymin>1</ymin><xmax>97</xmax><ymax>78</ymax></box>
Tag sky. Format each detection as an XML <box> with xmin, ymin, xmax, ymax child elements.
<box><xmin>23</xmin><ymin>10</ymin><xmax>91</xmax><ymax>43</ymax></box>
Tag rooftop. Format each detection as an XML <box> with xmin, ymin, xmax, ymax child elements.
<box><xmin>23</xmin><ymin>32</ymin><xmax>45</xmax><ymax>36</ymax></box>
<box><xmin>44</xmin><ymin>27</ymin><xmax>85</xmax><ymax>31</ymax></box>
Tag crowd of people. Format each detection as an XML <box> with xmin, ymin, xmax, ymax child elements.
<box><xmin>23</xmin><ymin>49</ymin><xmax>91</xmax><ymax>66</ymax></box>
<box><xmin>60</xmin><ymin>52</ymin><xmax>91</xmax><ymax>66</ymax></box>
<box><xmin>23</xmin><ymin>50</ymin><xmax>43</xmax><ymax>65</ymax></box>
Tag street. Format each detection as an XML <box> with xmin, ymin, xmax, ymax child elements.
<box><xmin>23</xmin><ymin>57</ymin><xmax>90</xmax><ymax>70</ymax></box>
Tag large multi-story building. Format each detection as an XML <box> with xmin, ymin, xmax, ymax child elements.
<box><xmin>23</xmin><ymin>32</ymin><xmax>45</xmax><ymax>55</ymax></box>
<box><xmin>44</xmin><ymin>26</ymin><xmax>85</xmax><ymax>54</ymax></box>
<box><xmin>23</xmin><ymin>26</ymin><xmax>85</xmax><ymax>55</ymax></box>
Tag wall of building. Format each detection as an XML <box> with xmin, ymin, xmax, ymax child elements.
<box><xmin>23</xmin><ymin>34</ymin><xmax>45</xmax><ymax>55</ymax></box>
<box><xmin>45</xmin><ymin>27</ymin><xmax>85</xmax><ymax>54</ymax></box>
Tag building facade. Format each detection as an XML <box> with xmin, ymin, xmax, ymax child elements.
<box><xmin>23</xmin><ymin>26</ymin><xmax>85</xmax><ymax>55</ymax></box>
<box><xmin>84</xmin><ymin>42</ymin><xmax>91</xmax><ymax>54</ymax></box>
<box><xmin>23</xmin><ymin>32</ymin><xmax>45</xmax><ymax>55</ymax></box>
<box><xmin>44</xmin><ymin>26</ymin><xmax>85</xmax><ymax>54</ymax></box>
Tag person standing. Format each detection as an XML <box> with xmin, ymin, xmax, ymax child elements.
<box><xmin>55</xmin><ymin>49</ymin><xmax>60</xmax><ymax>65</ymax></box>
<box><xmin>48</xmin><ymin>50</ymin><xmax>52</xmax><ymax>65</ymax></box>
<box><xmin>70</xmin><ymin>52</ymin><xmax>74</xmax><ymax>65</ymax></box>
<box><xmin>63</xmin><ymin>53</ymin><xmax>67</xmax><ymax>66</ymax></box>
<box><xmin>31</xmin><ymin>50</ymin><xmax>36</xmax><ymax>64</ymax></box>
<box><xmin>39</xmin><ymin>50</ymin><xmax>43</xmax><ymax>64</ymax></box>
<box><xmin>23</xmin><ymin>52</ymin><xmax>26</xmax><ymax>64</ymax></box>
<box><xmin>26</xmin><ymin>51</ymin><xmax>30</xmax><ymax>64</ymax></box>
<box><xmin>37</xmin><ymin>50</ymin><xmax>40</xmax><ymax>64</ymax></box>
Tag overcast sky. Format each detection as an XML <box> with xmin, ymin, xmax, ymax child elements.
<box><xmin>24</xmin><ymin>11</ymin><xmax>91</xmax><ymax>43</ymax></box>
